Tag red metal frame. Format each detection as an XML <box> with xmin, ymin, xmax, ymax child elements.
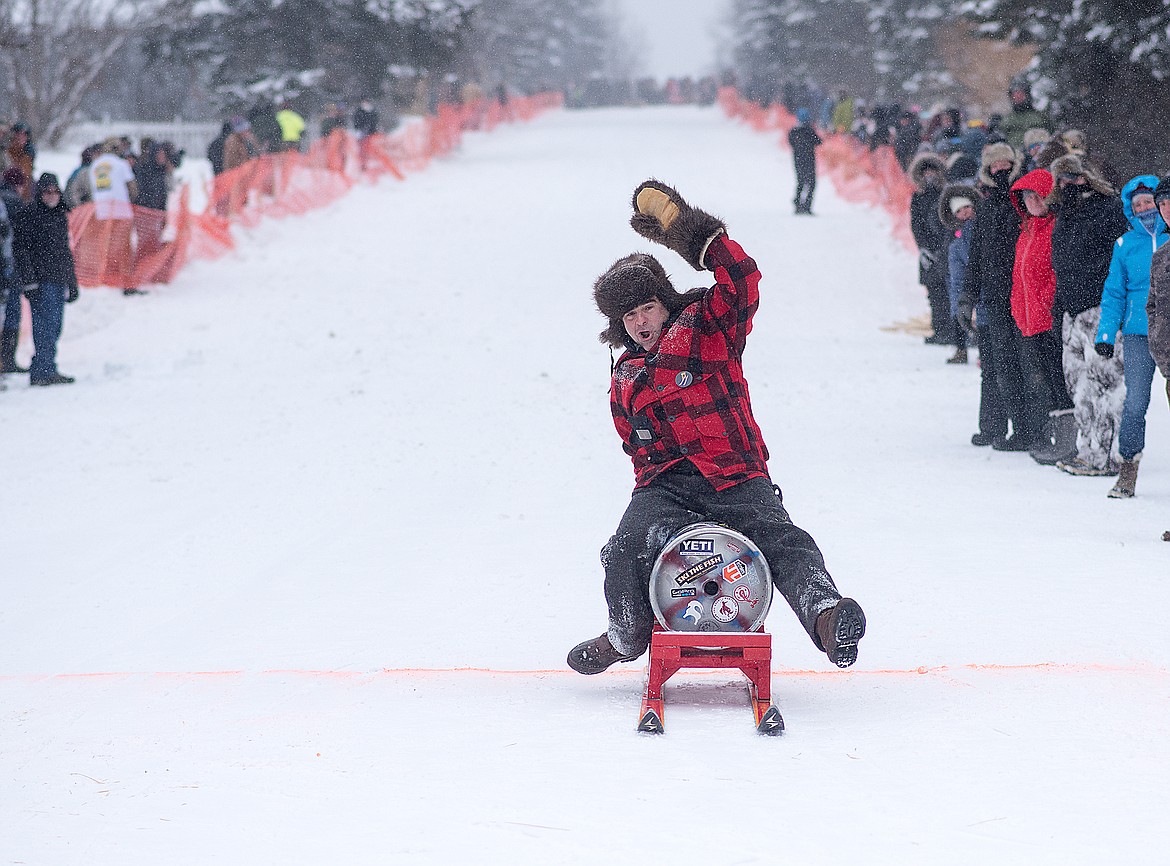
<box><xmin>638</xmin><ymin>625</ymin><xmax>779</xmax><ymax>733</ymax></box>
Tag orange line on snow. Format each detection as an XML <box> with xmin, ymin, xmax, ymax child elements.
<box><xmin>1</xmin><ymin>662</ymin><xmax>1165</xmax><ymax>683</ymax></box>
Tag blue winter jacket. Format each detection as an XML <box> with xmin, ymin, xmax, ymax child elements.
<box><xmin>948</xmin><ymin>219</ymin><xmax>986</xmax><ymax>327</ymax></box>
<box><xmin>1096</xmin><ymin>175</ymin><xmax>1169</xmax><ymax>344</ymax></box>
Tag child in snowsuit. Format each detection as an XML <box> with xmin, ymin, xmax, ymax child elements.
<box><xmin>1088</xmin><ymin>176</ymin><xmax>1168</xmax><ymax>494</ymax></box>
<box><xmin>567</xmin><ymin>181</ymin><xmax>865</xmax><ymax>675</ymax></box>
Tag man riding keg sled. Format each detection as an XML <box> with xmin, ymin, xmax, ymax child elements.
<box><xmin>567</xmin><ymin>181</ymin><xmax>866</xmax><ymax>674</ymax></box>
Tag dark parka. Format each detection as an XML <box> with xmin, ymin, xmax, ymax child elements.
<box><xmin>13</xmin><ymin>195</ymin><xmax>78</xmax><ymax>292</ymax></box>
<box><xmin>909</xmin><ymin>154</ymin><xmax>950</xmax><ymax>283</ymax></box>
<box><xmin>1048</xmin><ymin>155</ymin><xmax>1129</xmax><ymax>318</ymax></box>
<box><xmin>960</xmin><ymin>157</ymin><xmax>1022</xmax><ymax>313</ymax></box>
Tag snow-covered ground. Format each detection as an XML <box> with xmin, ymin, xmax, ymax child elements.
<box><xmin>2</xmin><ymin>106</ymin><xmax>1168</xmax><ymax>864</ymax></box>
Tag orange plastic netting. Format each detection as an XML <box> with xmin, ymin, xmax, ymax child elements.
<box><xmin>66</xmin><ymin>93</ymin><xmax>563</xmax><ymax>290</ymax></box>
<box><xmin>719</xmin><ymin>88</ymin><xmax>917</xmax><ymax>252</ymax></box>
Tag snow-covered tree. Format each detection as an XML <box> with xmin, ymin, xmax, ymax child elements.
<box><xmin>465</xmin><ymin>0</ymin><xmax>620</xmax><ymax>92</ymax></box>
<box><xmin>962</xmin><ymin>0</ymin><xmax>1170</xmax><ymax>177</ymax></box>
<box><xmin>0</xmin><ymin>0</ymin><xmax>186</xmax><ymax>144</ymax></box>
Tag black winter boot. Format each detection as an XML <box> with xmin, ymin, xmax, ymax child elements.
<box><xmin>567</xmin><ymin>633</ymin><xmax>638</xmax><ymax>675</ymax></box>
<box><xmin>815</xmin><ymin>598</ymin><xmax>866</xmax><ymax>669</ymax></box>
<box><xmin>1030</xmin><ymin>409</ymin><xmax>1077</xmax><ymax>466</ymax></box>
<box><xmin>0</xmin><ymin>330</ymin><xmax>27</xmax><ymax>374</ymax></box>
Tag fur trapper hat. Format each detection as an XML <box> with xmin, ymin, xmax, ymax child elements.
<box><xmin>1061</xmin><ymin>129</ymin><xmax>1087</xmax><ymax>155</ymax></box>
<box><xmin>1034</xmin><ymin>138</ymin><xmax>1068</xmax><ymax>170</ymax></box>
<box><xmin>978</xmin><ymin>142</ymin><xmax>1021</xmax><ymax>187</ymax></box>
<box><xmin>909</xmin><ymin>152</ymin><xmax>947</xmax><ymax>191</ymax></box>
<box><xmin>593</xmin><ymin>252</ymin><xmax>703</xmax><ymax>350</ymax></box>
<box><xmin>1048</xmin><ymin>153</ymin><xmax>1115</xmax><ymax>199</ymax></box>
<box><xmin>938</xmin><ymin>183</ymin><xmax>980</xmax><ymax>229</ymax></box>
<box><xmin>1022</xmin><ymin>128</ymin><xmax>1051</xmax><ymax>150</ymax></box>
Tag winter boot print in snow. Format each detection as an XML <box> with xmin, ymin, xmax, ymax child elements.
<box><xmin>1108</xmin><ymin>453</ymin><xmax>1141</xmax><ymax>499</ymax></box>
<box><xmin>1030</xmin><ymin>409</ymin><xmax>1078</xmax><ymax>466</ymax></box>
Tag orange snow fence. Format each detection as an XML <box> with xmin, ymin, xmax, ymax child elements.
<box><xmin>67</xmin><ymin>92</ymin><xmax>563</xmax><ymax>290</ymax></box>
<box><xmin>719</xmin><ymin>87</ymin><xmax>917</xmax><ymax>253</ymax></box>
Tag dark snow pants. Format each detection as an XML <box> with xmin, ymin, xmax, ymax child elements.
<box><xmin>1020</xmin><ymin>329</ymin><xmax>1074</xmax><ymax>420</ymax></box>
<box><xmin>984</xmin><ymin>304</ymin><xmax>1036</xmax><ymax>442</ymax></box>
<box><xmin>794</xmin><ymin>167</ymin><xmax>816</xmax><ymax>212</ymax></box>
<box><xmin>975</xmin><ymin>324</ymin><xmax>1009</xmax><ymax>440</ymax></box>
<box><xmin>601</xmin><ymin>467</ymin><xmax>842</xmax><ymax>657</ymax></box>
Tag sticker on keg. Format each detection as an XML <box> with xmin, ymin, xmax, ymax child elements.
<box><xmin>681</xmin><ymin>601</ymin><xmax>703</xmax><ymax>623</ymax></box>
<box><xmin>698</xmin><ymin>621</ymin><xmax>720</xmax><ymax>632</ymax></box>
<box><xmin>726</xmin><ymin>541</ymin><xmax>742</xmax><ymax>553</ymax></box>
<box><xmin>675</xmin><ymin>554</ymin><xmax>723</xmax><ymax>585</ymax></box>
<box><xmin>712</xmin><ymin>596</ymin><xmax>740</xmax><ymax>623</ymax></box>
<box><xmin>671</xmin><ymin>587</ymin><xmax>697</xmax><ymax>598</ymax></box>
<box><xmin>733</xmin><ymin>585</ymin><xmax>754</xmax><ymax>603</ymax></box>
<box><xmin>722</xmin><ymin>560</ymin><xmax>746</xmax><ymax>583</ymax></box>
<box><xmin>679</xmin><ymin>538</ymin><xmax>715</xmax><ymax>559</ymax></box>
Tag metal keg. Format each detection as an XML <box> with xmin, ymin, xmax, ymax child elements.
<box><xmin>648</xmin><ymin>522</ymin><xmax>773</xmax><ymax>633</ymax></box>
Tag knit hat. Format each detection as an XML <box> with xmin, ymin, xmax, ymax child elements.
<box><xmin>593</xmin><ymin>253</ymin><xmax>702</xmax><ymax>350</ymax></box>
<box><xmin>1129</xmin><ymin>182</ymin><xmax>1156</xmax><ymax>200</ymax></box>
<box><xmin>949</xmin><ymin>196</ymin><xmax>974</xmax><ymax>215</ymax></box>
<box><xmin>1154</xmin><ymin>176</ymin><xmax>1170</xmax><ymax>206</ymax></box>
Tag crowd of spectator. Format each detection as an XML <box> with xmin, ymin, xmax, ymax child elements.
<box><xmin>813</xmin><ymin>82</ymin><xmax>1169</xmax><ymax>509</ymax></box>
<box><xmin>1</xmin><ymin>123</ymin><xmax>186</xmax><ymax>390</ymax></box>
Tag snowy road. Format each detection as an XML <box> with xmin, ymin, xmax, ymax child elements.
<box><xmin>3</xmin><ymin>106</ymin><xmax>1168</xmax><ymax>863</ymax></box>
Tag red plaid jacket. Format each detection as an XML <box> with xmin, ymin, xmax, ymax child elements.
<box><xmin>610</xmin><ymin>234</ymin><xmax>770</xmax><ymax>491</ymax></box>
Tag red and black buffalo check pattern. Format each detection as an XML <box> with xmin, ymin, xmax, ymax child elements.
<box><xmin>610</xmin><ymin>234</ymin><xmax>771</xmax><ymax>491</ymax></box>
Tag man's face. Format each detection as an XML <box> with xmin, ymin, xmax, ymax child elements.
<box><xmin>1158</xmin><ymin>199</ymin><xmax>1170</xmax><ymax>226</ymax></box>
<box><xmin>989</xmin><ymin>159</ymin><xmax>1014</xmax><ymax>175</ymax></box>
<box><xmin>623</xmin><ymin>299</ymin><xmax>669</xmax><ymax>351</ymax></box>
<box><xmin>40</xmin><ymin>187</ymin><xmax>60</xmax><ymax>208</ymax></box>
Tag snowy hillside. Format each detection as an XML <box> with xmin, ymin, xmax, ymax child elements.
<box><xmin>2</xmin><ymin>106</ymin><xmax>1167</xmax><ymax>864</ymax></box>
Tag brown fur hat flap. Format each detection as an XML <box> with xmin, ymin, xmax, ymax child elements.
<box><xmin>1049</xmin><ymin>153</ymin><xmax>1115</xmax><ymax>198</ymax></box>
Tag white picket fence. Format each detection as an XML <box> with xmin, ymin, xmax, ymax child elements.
<box><xmin>58</xmin><ymin>119</ymin><xmax>223</xmax><ymax>157</ymax></box>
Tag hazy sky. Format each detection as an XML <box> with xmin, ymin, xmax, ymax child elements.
<box><xmin>610</xmin><ymin>0</ymin><xmax>732</xmax><ymax>79</ymax></box>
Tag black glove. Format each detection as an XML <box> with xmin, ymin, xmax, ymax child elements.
<box><xmin>1094</xmin><ymin>341</ymin><xmax>1114</xmax><ymax>359</ymax></box>
<box><xmin>956</xmin><ymin>301</ymin><xmax>975</xmax><ymax>334</ymax></box>
<box><xmin>919</xmin><ymin>250</ymin><xmax>937</xmax><ymax>270</ymax></box>
<box><xmin>630</xmin><ymin>180</ymin><xmax>726</xmax><ymax>271</ymax></box>
<box><xmin>67</xmin><ymin>285</ymin><xmax>79</xmax><ymax>303</ymax></box>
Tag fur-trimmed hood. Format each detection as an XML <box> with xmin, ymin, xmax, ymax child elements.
<box><xmin>593</xmin><ymin>252</ymin><xmax>704</xmax><ymax>350</ymax></box>
<box><xmin>978</xmin><ymin>141</ymin><xmax>1022</xmax><ymax>188</ymax></box>
<box><xmin>938</xmin><ymin>182</ymin><xmax>980</xmax><ymax>229</ymax></box>
<box><xmin>908</xmin><ymin>152</ymin><xmax>947</xmax><ymax>191</ymax></box>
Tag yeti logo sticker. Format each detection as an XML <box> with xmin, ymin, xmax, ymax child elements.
<box><xmin>679</xmin><ymin>538</ymin><xmax>715</xmax><ymax>559</ymax></box>
<box><xmin>675</xmin><ymin>371</ymin><xmax>694</xmax><ymax>388</ymax></box>
<box><xmin>675</xmin><ymin>554</ymin><xmax>722</xmax><ymax>585</ymax></box>
<box><xmin>680</xmin><ymin>601</ymin><xmax>703</xmax><ymax>624</ymax></box>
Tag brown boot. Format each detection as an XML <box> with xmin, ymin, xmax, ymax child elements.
<box><xmin>815</xmin><ymin>598</ymin><xmax>866</xmax><ymax>668</ymax></box>
<box><xmin>946</xmin><ymin>347</ymin><xmax>968</xmax><ymax>364</ymax></box>
<box><xmin>1108</xmin><ymin>453</ymin><xmax>1141</xmax><ymax>499</ymax></box>
<box><xmin>567</xmin><ymin>632</ymin><xmax>638</xmax><ymax>675</ymax></box>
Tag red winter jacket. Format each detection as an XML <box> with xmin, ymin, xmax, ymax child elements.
<box><xmin>1010</xmin><ymin>169</ymin><xmax>1057</xmax><ymax>336</ymax></box>
<box><xmin>609</xmin><ymin>234</ymin><xmax>770</xmax><ymax>491</ymax></box>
